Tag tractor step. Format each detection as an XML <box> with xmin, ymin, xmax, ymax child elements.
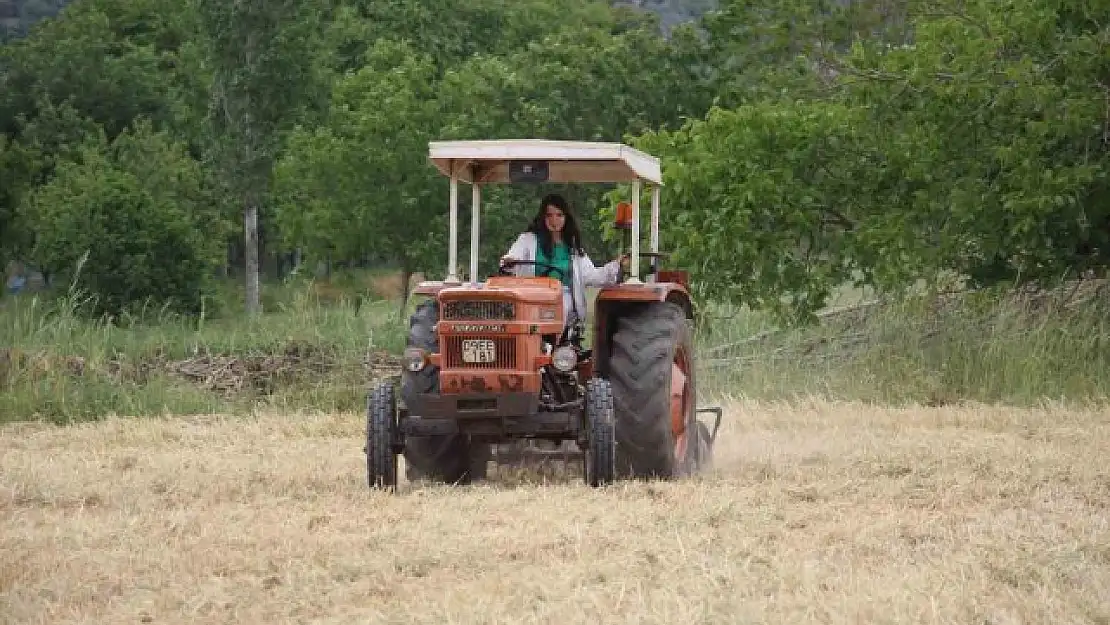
<box><xmin>695</xmin><ymin>406</ymin><xmax>723</xmax><ymax>444</ymax></box>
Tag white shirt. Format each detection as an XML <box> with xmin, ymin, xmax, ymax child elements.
<box><xmin>503</xmin><ymin>231</ymin><xmax>622</xmax><ymax>324</ymax></box>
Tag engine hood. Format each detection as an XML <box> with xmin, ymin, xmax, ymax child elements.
<box><xmin>436</xmin><ymin>276</ymin><xmax>563</xmax><ymax>306</ymax></box>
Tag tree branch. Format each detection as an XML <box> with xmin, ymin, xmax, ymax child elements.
<box><xmin>906</xmin><ymin>8</ymin><xmax>992</xmax><ymax>38</ymax></box>
<box><xmin>821</xmin><ymin>206</ymin><xmax>856</xmax><ymax>231</ymax></box>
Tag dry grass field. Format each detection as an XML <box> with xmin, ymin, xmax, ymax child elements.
<box><xmin>2</xmin><ymin>398</ymin><xmax>1109</xmax><ymax>624</ymax></box>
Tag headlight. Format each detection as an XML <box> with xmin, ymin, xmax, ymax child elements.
<box><xmin>551</xmin><ymin>346</ymin><xmax>577</xmax><ymax>372</ymax></box>
<box><xmin>403</xmin><ymin>347</ymin><xmax>426</xmax><ymax>372</ymax></box>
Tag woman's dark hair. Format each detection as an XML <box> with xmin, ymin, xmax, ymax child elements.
<box><xmin>527</xmin><ymin>193</ymin><xmax>584</xmax><ymax>258</ymax></box>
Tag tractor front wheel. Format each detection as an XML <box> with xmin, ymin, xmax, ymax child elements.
<box><xmin>608</xmin><ymin>301</ymin><xmax>698</xmax><ymax>479</ymax></box>
<box><xmin>583</xmin><ymin>377</ymin><xmax>616</xmax><ymax>487</ymax></box>
<box><xmin>366</xmin><ymin>381</ymin><xmax>399</xmax><ymax>490</ymax></box>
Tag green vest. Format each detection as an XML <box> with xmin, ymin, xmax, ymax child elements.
<box><xmin>535</xmin><ymin>241</ymin><xmax>572</xmax><ymax>288</ymax></box>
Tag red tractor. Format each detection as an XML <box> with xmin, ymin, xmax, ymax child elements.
<box><xmin>365</xmin><ymin>139</ymin><xmax>721</xmax><ymax>490</ymax></box>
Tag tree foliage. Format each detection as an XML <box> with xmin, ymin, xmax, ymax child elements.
<box><xmin>628</xmin><ymin>0</ymin><xmax>1110</xmax><ymax>322</ymax></box>
<box><xmin>4</xmin><ymin>0</ymin><xmax>1110</xmax><ymax>326</ymax></box>
<box><xmin>25</xmin><ymin>120</ymin><xmax>225</xmax><ymax>317</ymax></box>
<box><xmin>275</xmin><ymin>5</ymin><xmax>712</xmax><ymax>296</ymax></box>
<box><xmin>273</xmin><ymin>39</ymin><xmax>446</xmax><ymax>295</ymax></box>
<box><xmin>0</xmin><ymin>0</ymin><xmax>206</xmax><ymax>270</ymax></box>
<box><xmin>196</xmin><ymin>0</ymin><xmax>326</xmax><ymax>313</ymax></box>
<box><xmin>633</xmin><ymin>103</ymin><xmax>875</xmax><ymax>323</ymax></box>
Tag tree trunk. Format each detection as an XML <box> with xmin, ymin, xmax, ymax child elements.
<box><xmin>245</xmin><ymin>195</ymin><xmax>260</xmax><ymax>314</ymax></box>
<box><xmin>399</xmin><ymin>261</ymin><xmax>413</xmax><ymax>318</ymax></box>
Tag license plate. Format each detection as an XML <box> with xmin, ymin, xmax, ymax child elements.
<box><xmin>461</xmin><ymin>339</ymin><xmax>496</xmax><ymax>364</ymax></box>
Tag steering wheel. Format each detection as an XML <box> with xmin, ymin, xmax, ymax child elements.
<box><xmin>498</xmin><ymin>259</ymin><xmax>568</xmax><ymax>282</ymax></box>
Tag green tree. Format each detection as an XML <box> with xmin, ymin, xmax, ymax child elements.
<box><xmin>0</xmin><ymin>99</ymin><xmax>104</xmax><ymax>266</ymax></box>
<box><xmin>197</xmin><ymin>0</ymin><xmax>326</xmax><ymax>314</ymax></box>
<box><xmin>632</xmin><ymin>102</ymin><xmax>879</xmax><ymax>324</ymax></box>
<box><xmin>836</xmin><ymin>0</ymin><xmax>1110</xmax><ymax>286</ymax></box>
<box><xmin>0</xmin><ymin>0</ymin><xmax>209</xmax><ymax>266</ymax></box>
<box><xmin>273</xmin><ymin>40</ymin><xmax>445</xmax><ymax>312</ymax></box>
<box><xmin>0</xmin><ymin>0</ymin><xmax>204</xmax><ymax>141</ymax></box>
<box><xmin>700</xmin><ymin>0</ymin><xmax>911</xmax><ymax>107</ymax></box>
<box><xmin>0</xmin><ymin>133</ymin><xmax>41</xmax><ymax>267</ymax></box>
<box><xmin>349</xmin><ymin>0</ymin><xmax>616</xmax><ymax>74</ymax></box>
<box><xmin>628</xmin><ymin>0</ymin><xmax>1110</xmax><ymax>323</ymax></box>
<box><xmin>25</xmin><ymin>120</ymin><xmax>224</xmax><ymax>317</ymax></box>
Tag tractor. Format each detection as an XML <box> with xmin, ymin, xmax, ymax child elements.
<box><xmin>365</xmin><ymin>139</ymin><xmax>722</xmax><ymax>490</ymax></box>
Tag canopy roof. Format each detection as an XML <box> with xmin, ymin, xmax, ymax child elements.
<box><xmin>428</xmin><ymin>139</ymin><xmax>662</xmax><ymax>186</ymax></box>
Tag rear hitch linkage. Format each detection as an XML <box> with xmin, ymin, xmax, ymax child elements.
<box><xmin>695</xmin><ymin>406</ymin><xmax>723</xmax><ymax>444</ymax></box>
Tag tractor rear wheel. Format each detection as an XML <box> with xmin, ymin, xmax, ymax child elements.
<box><xmin>400</xmin><ymin>299</ymin><xmax>489</xmax><ymax>484</ymax></box>
<box><xmin>608</xmin><ymin>301</ymin><xmax>698</xmax><ymax>479</ymax></box>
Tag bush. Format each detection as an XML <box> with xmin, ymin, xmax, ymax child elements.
<box><xmin>24</xmin><ymin>120</ymin><xmax>225</xmax><ymax>318</ymax></box>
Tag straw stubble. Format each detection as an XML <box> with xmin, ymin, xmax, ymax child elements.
<box><xmin>2</xmin><ymin>399</ymin><xmax>1108</xmax><ymax>624</ymax></box>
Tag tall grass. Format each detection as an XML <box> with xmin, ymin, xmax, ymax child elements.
<box><xmin>696</xmin><ymin>281</ymin><xmax>1110</xmax><ymax>407</ymax></box>
<box><xmin>0</xmin><ymin>273</ymin><xmax>414</xmax><ymax>423</ymax></box>
<box><xmin>3</xmin><ymin>272</ymin><xmax>1108</xmax><ymax>424</ymax></box>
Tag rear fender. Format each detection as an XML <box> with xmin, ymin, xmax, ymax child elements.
<box><xmin>591</xmin><ymin>281</ymin><xmax>695</xmax><ymax>378</ymax></box>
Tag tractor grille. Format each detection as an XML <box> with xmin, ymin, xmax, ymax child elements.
<box><xmin>443</xmin><ymin>336</ymin><xmax>517</xmax><ymax>369</ymax></box>
<box><xmin>442</xmin><ymin>300</ymin><xmax>515</xmax><ymax>320</ymax></box>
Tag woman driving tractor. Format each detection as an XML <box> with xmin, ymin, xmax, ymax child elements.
<box><xmin>499</xmin><ymin>193</ymin><xmax>628</xmax><ymax>329</ymax></box>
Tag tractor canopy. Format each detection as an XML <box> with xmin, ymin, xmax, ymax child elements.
<box><xmin>428</xmin><ymin>139</ymin><xmax>662</xmax><ymax>185</ymax></box>
<box><xmin>425</xmin><ymin>139</ymin><xmax>663</xmax><ymax>286</ymax></box>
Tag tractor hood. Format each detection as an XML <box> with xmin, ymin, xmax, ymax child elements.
<box><xmin>435</xmin><ymin>276</ymin><xmax>563</xmax><ymax>306</ymax></box>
